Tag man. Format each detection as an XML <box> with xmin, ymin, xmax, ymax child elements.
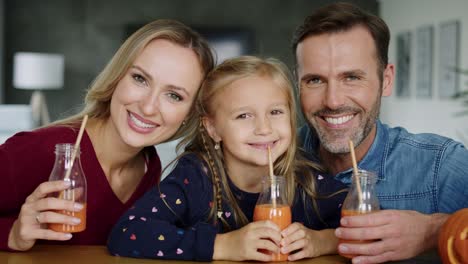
<box><xmin>292</xmin><ymin>2</ymin><xmax>468</xmax><ymax>263</ymax></box>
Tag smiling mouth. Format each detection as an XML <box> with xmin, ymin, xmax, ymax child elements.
<box><xmin>322</xmin><ymin>114</ymin><xmax>355</xmax><ymax>125</ymax></box>
<box><xmin>248</xmin><ymin>140</ymin><xmax>278</xmax><ymax>149</ymax></box>
<box><xmin>128</xmin><ymin>112</ymin><xmax>157</xmax><ymax>129</ymax></box>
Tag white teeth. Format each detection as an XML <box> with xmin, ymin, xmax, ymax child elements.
<box><xmin>324</xmin><ymin>115</ymin><xmax>353</xmax><ymax>125</ymax></box>
<box><xmin>129</xmin><ymin>113</ymin><xmax>156</xmax><ymax>128</ymax></box>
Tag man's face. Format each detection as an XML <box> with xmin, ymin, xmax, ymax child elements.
<box><xmin>296</xmin><ymin>26</ymin><xmax>393</xmax><ymax>154</ymax></box>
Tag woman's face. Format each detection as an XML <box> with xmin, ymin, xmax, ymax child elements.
<box><xmin>110</xmin><ymin>39</ymin><xmax>204</xmax><ymax>149</ymax></box>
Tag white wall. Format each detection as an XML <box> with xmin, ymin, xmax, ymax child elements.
<box><xmin>155</xmin><ymin>139</ymin><xmax>181</xmax><ymax>180</ymax></box>
<box><xmin>379</xmin><ymin>0</ymin><xmax>468</xmax><ymax>145</ymax></box>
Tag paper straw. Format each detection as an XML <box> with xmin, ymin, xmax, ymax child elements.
<box><xmin>64</xmin><ymin>115</ymin><xmax>88</xmax><ymax>181</ymax></box>
<box><xmin>267</xmin><ymin>146</ymin><xmax>276</xmax><ymax>208</ymax></box>
<box><xmin>348</xmin><ymin>140</ymin><xmax>363</xmax><ymax>205</ymax></box>
<box><xmin>63</xmin><ymin>115</ymin><xmax>88</xmax><ymax>208</ymax></box>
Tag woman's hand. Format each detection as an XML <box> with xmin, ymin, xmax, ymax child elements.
<box><xmin>8</xmin><ymin>180</ymin><xmax>84</xmax><ymax>251</ymax></box>
<box><xmin>281</xmin><ymin>222</ymin><xmax>338</xmax><ymax>260</ymax></box>
<box><xmin>213</xmin><ymin>220</ymin><xmax>282</xmax><ymax>261</ymax></box>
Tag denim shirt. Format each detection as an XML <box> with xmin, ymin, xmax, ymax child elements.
<box><xmin>299</xmin><ymin>120</ymin><xmax>468</xmax><ymax>214</ymax></box>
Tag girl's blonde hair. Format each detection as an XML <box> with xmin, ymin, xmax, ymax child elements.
<box><xmin>53</xmin><ymin>19</ymin><xmax>214</xmax><ymax>142</ymax></box>
<box><xmin>182</xmin><ymin>56</ymin><xmax>330</xmax><ymax>230</ymax></box>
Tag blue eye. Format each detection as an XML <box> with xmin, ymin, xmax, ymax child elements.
<box><xmin>132</xmin><ymin>74</ymin><xmax>147</xmax><ymax>85</ymax></box>
<box><xmin>167</xmin><ymin>92</ymin><xmax>183</xmax><ymax>102</ymax></box>
<box><xmin>302</xmin><ymin>76</ymin><xmax>324</xmax><ymax>89</ymax></box>
<box><xmin>346</xmin><ymin>75</ymin><xmax>359</xmax><ymax>81</ymax></box>
<box><xmin>308</xmin><ymin>77</ymin><xmax>322</xmax><ymax>84</ymax></box>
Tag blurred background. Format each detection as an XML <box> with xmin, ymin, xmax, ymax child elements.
<box><xmin>0</xmin><ymin>0</ymin><xmax>467</xmax><ymax>148</ymax></box>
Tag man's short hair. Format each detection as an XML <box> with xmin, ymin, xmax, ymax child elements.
<box><xmin>292</xmin><ymin>2</ymin><xmax>390</xmax><ymax>75</ymax></box>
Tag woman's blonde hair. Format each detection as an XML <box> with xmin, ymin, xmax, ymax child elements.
<box><xmin>181</xmin><ymin>56</ymin><xmax>328</xmax><ymax>230</ymax></box>
<box><xmin>53</xmin><ymin>19</ymin><xmax>214</xmax><ymax>142</ymax></box>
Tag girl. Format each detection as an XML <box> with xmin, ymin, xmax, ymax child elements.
<box><xmin>0</xmin><ymin>19</ymin><xmax>213</xmax><ymax>251</ymax></box>
<box><xmin>107</xmin><ymin>56</ymin><xmax>346</xmax><ymax>261</ymax></box>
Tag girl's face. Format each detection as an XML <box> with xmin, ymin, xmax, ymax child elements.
<box><xmin>109</xmin><ymin>39</ymin><xmax>204</xmax><ymax>149</ymax></box>
<box><xmin>204</xmin><ymin>75</ymin><xmax>292</xmax><ymax>172</ymax></box>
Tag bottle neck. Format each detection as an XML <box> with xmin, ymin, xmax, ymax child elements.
<box><xmin>351</xmin><ymin>172</ymin><xmax>377</xmax><ymax>193</ymax></box>
<box><xmin>49</xmin><ymin>144</ymin><xmax>87</xmax><ymax>205</ymax></box>
<box><xmin>55</xmin><ymin>143</ymin><xmax>80</xmax><ymax>155</ymax></box>
<box><xmin>259</xmin><ymin>175</ymin><xmax>288</xmax><ymax>205</ymax></box>
<box><xmin>343</xmin><ymin>170</ymin><xmax>380</xmax><ymax>212</ymax></box>
<box><xmin>54</xmin><ymin>143</ymin><xmax>81</xmax><ymax>168</ymax></box>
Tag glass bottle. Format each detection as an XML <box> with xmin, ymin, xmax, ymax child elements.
<box><xmin>253</xmin><ymin>175</ymin><xmax>291</xmax><ymax>262</ymax></box>
<box><xmin>48</xmin><ymin>143</ymin><xmax>87</xmax><ymax>233</ymax></box>
<box><xmin>339</xmin><ymin>169</ymin><xmax>380</xmax><ymax>258</ymax></box>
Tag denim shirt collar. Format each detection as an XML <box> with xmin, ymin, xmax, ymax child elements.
<box><xmin>334</xmin><ymin>120</ymin><xmax>389</xmax><ymax>184</ymax></box>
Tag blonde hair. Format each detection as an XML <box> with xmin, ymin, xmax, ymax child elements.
<box><xmin>182</xmin><ymin>56</ymin><xmax>329</xmax><ymax>230</ymax></box>
<box><xmin>52</xmin><ymin>19</ymin><xmax>214</xmax><ymax>142</ymax></box>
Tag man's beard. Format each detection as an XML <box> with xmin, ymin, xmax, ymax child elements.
<box><xmin>306</xmin><ymin>96</ymin><xmax>381</xmax><ymax>154</ymax></box>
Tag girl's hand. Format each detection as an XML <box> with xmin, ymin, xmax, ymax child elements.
<box><xmin>8</xmin><ymin>180</ymin><xmax>84</xmax><ymax>251</ymax></box>
<box><xmin>281</xmin><ymin>222</ymin><xmax>338</xmax><ymax>260</ymax></box>
<box><xmin>213</xmin><ymin>220</ymin><xmax>282</xmax><ymax>261</ymax></box>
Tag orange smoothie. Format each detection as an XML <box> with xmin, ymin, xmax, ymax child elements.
<box><xmin>339</xmin><ymin>209</ymin><xmax>377</xmax><ymax>258</ymax></box>
<box><xmin>253</xmin><ymin>204</ymin><xmax>291</xmax><ymax>262</ymax></box>
<box><xmin>49</xmin><ymin>203</ymin><xmax>87</xmax><ymax>233</ymax></box>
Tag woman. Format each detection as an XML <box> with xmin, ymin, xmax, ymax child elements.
<box><xmin>0</xmin><ymin>19</ymin><xmax>214</xmax><ymax>251</ymax></box>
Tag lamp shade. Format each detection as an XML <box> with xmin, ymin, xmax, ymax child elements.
<box><xmin>13</xmin><ymin>52</ymin><xmax>64</xmax><ymax>90</ymax></box>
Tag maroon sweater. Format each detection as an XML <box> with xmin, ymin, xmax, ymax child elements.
<box><xmin>0</xmin><ymin>126</ymin><xmax>161</xmax><ymax>250</ymax></box>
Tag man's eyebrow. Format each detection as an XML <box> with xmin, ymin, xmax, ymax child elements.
<box><xmin>300</xmin><ymin>73</ymin><xmax>324</xmax><ymax>82</ymax></box>
<box><xmin>340</xmin><ymin>69</ymin><xmax>366</xmax><ymax>77</ymax></box>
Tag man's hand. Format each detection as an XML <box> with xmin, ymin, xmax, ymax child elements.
<box><xmin>335</xmin><ymin>210</ymin><xmax>448</xmax><ymax>264</ymax></box>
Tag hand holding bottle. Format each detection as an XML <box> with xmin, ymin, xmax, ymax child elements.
<box><xmin>337</xmin><ymin>169</ymin><xmax>380</xmax><ymax>258</ymax></box>
<box><xmin>47</xmin><ymin>143</ymin><xmax>87</xmax><ymax>233</ymax></box>
<box><xmin>213</xmin><ymin>220</ymin><xmax>282</xmax><ymax>261</ymax></box>
<box><xmin>7</xmin><ymin>180</ymin><xmax>83</xmax><ymax>251</ymax></box>
<box><xmin>280</xmin><ymin>223</ymin><xmax>338</xmax><ymax>260</ymax></box>
<box><xmin>253</xmin><ymin>175</ymin><xmax>292</xmax><ymax>261</ymax></box>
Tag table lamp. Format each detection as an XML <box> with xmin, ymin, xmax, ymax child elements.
<box><xmin>13</xmin><ymin>52</ymin><xmax>64</xmax><ymax>126</ymax></box>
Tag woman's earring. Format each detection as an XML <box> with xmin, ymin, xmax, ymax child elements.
<box><xmin>181</xmin><ymin>120</ymin><xmax>187</xmax><ymax>126</ymax></box>
<box><xmin>214</xmin><ymin>142</ymin><xmax>220</xmax><ymax>150</ymax></box>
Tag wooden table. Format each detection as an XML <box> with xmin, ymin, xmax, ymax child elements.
<box><xmin>0</xmin><ymin>245</ymin><xmax>349</xmax><ymax>264</ymax></box>
<box><xmin>0</xmin><ymin>245</ymin><xmax>442</xmax><ymax>264</ymax></box>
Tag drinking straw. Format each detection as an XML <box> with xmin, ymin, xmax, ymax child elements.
<box><xmin>348</xmin><ymin>140</ymin><xmax>363</xmax><ymax>205</ymax></box>
<box><xmin>63</xmin><ymin>115</ymin><xmax>88</xmax><ymax>207</ymax></box>
<box><xmin>64</xmin><ymin>115</ymin><xmax>88</xmax><ymax>181</ymax></box>
<box><xmin>267</xmin><ymin>146</ymin><xmax>276</xmax><ymax>208</ymax></box>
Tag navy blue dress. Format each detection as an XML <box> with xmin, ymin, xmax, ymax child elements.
<box><xmin>107</xmin><ymin>153</ymin><xmax>347</xmax><ymax>261</ymax></box>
